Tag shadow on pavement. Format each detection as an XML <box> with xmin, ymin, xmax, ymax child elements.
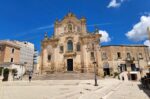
<box><xmin>138</xmin><ymin>84</ymin><xmax>150</xmax><ymax>98</ymax></box>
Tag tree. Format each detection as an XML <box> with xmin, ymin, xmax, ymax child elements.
<box><xmin>2</xmin><ymin>68</ymin><xmax>9</xmax><ymax>81</ymax></box>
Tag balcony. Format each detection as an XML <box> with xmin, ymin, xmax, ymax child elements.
<box><xmin>125</xmin><ymin>57</ymin><xmax>135</xmax><ymax>62</ymax></box>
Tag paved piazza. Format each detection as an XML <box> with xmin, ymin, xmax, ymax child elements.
<box><xmin>0</xmin><ymin>79</ymin><xmax>150</xmax><ymax>99</ymax></box>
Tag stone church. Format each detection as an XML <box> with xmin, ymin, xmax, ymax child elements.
<box><xmin>40</xmin><ymin>13</ymin><xmax>103</xmax><ymax>75</ymax></box>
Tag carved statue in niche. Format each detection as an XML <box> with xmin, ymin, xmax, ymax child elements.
<box><xmin>68</xmin><ymin>24</ymin><xmax>73</xmax><ymax>32</ymax></box>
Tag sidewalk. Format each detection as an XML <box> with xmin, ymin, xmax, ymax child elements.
<box><xmin>107</xmin><ymin>81</ymin><xmax>150</xmax><ymax>99</ymax></box>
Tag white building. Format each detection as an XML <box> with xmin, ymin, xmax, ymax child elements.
<box><xmin>33</xmin><ymin>50</ymin><xmax>39</xmax><ymax>72</ymax></box>
<box><xmin>13</xmin><ymin>41</ymin><xmax>35</xmax><ymax>72</ymax></box>
<box><xmin>34</xmin><ymin>55</ymin><xmax>41</xmax><ymax>74</ymax></box>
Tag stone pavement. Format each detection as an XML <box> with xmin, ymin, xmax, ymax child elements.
<box><xmin>106</xmin><ymin>81</ymin><xmax>150</xmax><ymax>99</ymax></box>
<box><xmin>0</xmin><ymin>79</ymin><xmax>150</xmax><ymax>99</ymax></box>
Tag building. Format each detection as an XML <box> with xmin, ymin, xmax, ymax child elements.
<box><xmin>34</xmin><ymin>55</ymin><xmax>41</xmax><ymax>74</ymax></box>
<box><xmin>0</xmin><ymin>40</ymin><xmax>20</xmax><ymax>64</ymax></box>
<box><xmin>101</xmin><ymin>45</ymin><xmax>150</xmax><ymax>80</ymax></box>
<box><xmin>0</xmin><ymin>40</ymin><xmax>25</xmax><ymax>79</ymax></box>
<box><xmin>13</xmin><ymin>41</ymin><xmax>35</xmax><ymax>72</ymax></box>
<box><xmin>40</xmin><ymin>13</ymin><xmax>103</xmax><ymax>75</ymax></box>
<box><xmin>33</xmin><ymin>50</ymin><xmax>39</xmax><ymax>73</ymax></box>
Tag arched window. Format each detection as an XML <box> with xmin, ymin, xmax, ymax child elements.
<box><xmin>76</xmin><ymin>43</ymin><xmax>80</xmax><ymax>51</ymax></box>
<box><xmin>68</xmin><ymin>24</ymin><xmax>72</xmax><ymax>32</ymax></box>
<box><xmin>67</xmin><ymin>40</ymin><xmax>73</xmax><ymax>51</ymax></box>
<box><xmin>12</xmin><ymin>48</ymin><xmax>15</xmax><ymax>53</ymax></box>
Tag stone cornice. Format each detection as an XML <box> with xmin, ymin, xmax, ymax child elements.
<box><xmin>42</xmin><ymin>38</ymin><xmax>59</xmax><ymax>48</ymax></box>
<box><xmin>80</xmin><ymin>34</ymin><xmax>101</xmax><ymax>44</ymax></box>
<box><xmin>64</xmin><ymin>51</ymin><xmax>76</xmax><ymax>57</ymax></box>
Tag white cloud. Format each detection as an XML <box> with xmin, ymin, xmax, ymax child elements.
<box><xmin>126</xmin><ymin>15</ymin><xmax>150</xmax><ymax>41</ymax></box>
<box><xmin>36</xmin><ymin>25</ymin><xmax>54</xmax><ymax>30</ymax></box>
<box><xmin>107</xmin><ymin>0</ymin><xmax>126</xmax><ymax>8</ymax></box>
<box><xmin>144</xmin><ymin>40</ymin><xmax>150</xmax><ymax>47</ymax></box>
<box><xmin>99</xmin><ymin>30</ymin><xmax>111</xmax><ymax>43</ymax></box>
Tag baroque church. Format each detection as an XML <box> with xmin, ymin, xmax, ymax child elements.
<box><xmin>40</xmin><ymin>13</ymin><xmax>103</xmax><ymax>75</ymax></box>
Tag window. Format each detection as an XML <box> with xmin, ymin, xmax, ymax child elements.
<box><xmin>127</xmin><ymin>53</ymin><xmax>131</xmax><ymax>58</ymax></box>
<box><xmin>10</xmin><ymin>58</ymin><xmax>13</xmax><ymax>62</ymax></box>
<box><xmin>117</xmin><ymin>52</ymin><xmax>121</xmax><ymax>59</ymax></box>
<box><xmin>48</xmin><ymin>55</ymin><xmax>51</xmax><ymax>61</ymax></box>
<box><xmin>60</xmin><ymin>46</ymin><xmax>64</xmax><ymax>53</ymax></box>
<box><xmin>91</xmin><ymin>52</ymin><xmax>94</xmax><ymax>58</ymax></box>
<box><xmin>76</xmin><ymin>43</ymin><xmax>80</xmax><ymax>51</ymax></box>
<box><xmin>139</xmin><ymin>53</ymin><xmax>143</xmax><ymax>59</ymax></box>
<box><xmin>12</xmin><ymin>48</ymin><xmax>15</xmax><ymax>53</ymax></box>
<box><xmin>67</xmin><ymin>40</ymin><xmax>73</xmax><ymax>52</ymax></box>
<box><xmin>102</xmin><ymin>52</ymin><xmax>107</xmax><ymax>60</ymax></box>
<box><xmin>131</xmin><ymin>64</ymin><xmax>136</xmax><ymax>71</ymax></box>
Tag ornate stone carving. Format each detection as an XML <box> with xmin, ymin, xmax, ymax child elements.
<box><xmin>64</xmin><ymin>52</ymin><xmax>76</xmax><ymax>57</ymax></box>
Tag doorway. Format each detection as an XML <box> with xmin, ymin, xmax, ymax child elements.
<box><xmin>103</xmin><ymin>68</ymin><xmax>110</xmax><ymax>76</ymax></box>
<box><xmin>131</xmin><ymin>74</ymin><xmax>137</xmax><ymax>80</ymax></box>
<box><xmin>67</xmin><ymin>59</ymin><xmax>73</xmax><ymax>71</ymax></box>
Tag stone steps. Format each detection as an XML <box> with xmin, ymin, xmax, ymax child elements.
<box><xmin>30</xmin><ymin>73</ymin><xmax>99</xmax><ymax>80</ymax></box>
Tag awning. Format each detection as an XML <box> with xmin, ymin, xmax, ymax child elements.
<box><xmin>130</xmin><ymin>71</ymin><xmax>138</xmax><ymax>74</ymax></box>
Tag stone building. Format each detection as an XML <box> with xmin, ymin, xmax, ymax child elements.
<box><xmin>0</xmin><ymin>40</ymin><xmax>20</xmax><ymax>64</ymax></box>
<box><xmin>40</xmin><ymin>13</ymin><xmax>102</xmax><ymax>75</ymax></box>
<box><xmin>101</xmin><ymin>45</ymin><xmax>150</xmax><ymax>80</ymax></box>
<box><xmin>0</xmin><ymin>40</ymin><xmax>25</xmax><ymax>79</ymax></box>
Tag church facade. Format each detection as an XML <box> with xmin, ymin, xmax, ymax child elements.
<box><xmin>40</xmin><ymin>13</ymin><xmax>103</xmax><ymax>75</ymax></box>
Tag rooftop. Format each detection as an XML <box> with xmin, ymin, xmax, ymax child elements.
<box><xmin>0</xmin><ymin>40</ymin><xmax>20</xmax><ymax>49</ymax></box>
<box><xmin>101</xmin><ymin>44</ymin><xmax>148</xmax><ymax>47</ymax></box>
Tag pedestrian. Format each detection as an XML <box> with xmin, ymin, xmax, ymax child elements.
<box><xmin>122</xmin><ymin>76</ymin><xmax>124</xmax><ymax>81</ymax></box>
<box><xmin>29</xmin><ymin>72</ymin><xmax>32</xmax><ymax>82</ymax></box>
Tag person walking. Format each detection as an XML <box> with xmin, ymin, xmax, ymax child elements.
<box><xmin>29</xmin><ymin>72</ymin><xmax>32</xmax><ymax>82</ymax></box>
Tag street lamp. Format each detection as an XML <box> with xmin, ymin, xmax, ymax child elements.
<box><xmin>93</xmin><ymin>61</ymin><xmax>98</xmax><ymax>86</ymax></box>
<box><xmin>91</xmin><ymin>42</ymin><xmax>98</xmax><ymax>86</ymax></box>
<box><xmin>87</xmin><ymin>41</ymin><xmax>98</xmax><ymax>86</ymax></box>
<box><xmin>85</xmin><ymin>26</ymin><xmax>100</xmax><ymax>86</ymax></box>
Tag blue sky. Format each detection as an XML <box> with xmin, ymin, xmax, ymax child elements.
<box><xmin>0</xmin><ymin>0</ymin><xmax>150</xmax><ymax>51</ymax></box>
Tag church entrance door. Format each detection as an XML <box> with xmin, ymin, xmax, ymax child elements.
<box><xmin>67</xmin><ymin>59</ymin><xmax>73</xmax><ymax>71</ymax></box>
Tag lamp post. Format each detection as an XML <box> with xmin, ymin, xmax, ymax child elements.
<box><xmin>92</xmin><ymin>43</ymin><xmax>98</xmax><ymax>86</ymax></box>
<box><xmin>85</xmin><ymin>26</ymin><xmax>100</xmax><ymax>86</ymax></box>
<box><xmin>86</xmin><ymin>41</ymin><xmax>98</xmax><ymax>86</ymax></box>
<box><xmin>87</xmin><ymin>41</ymin><xmax>98</xmax><ymax>86</ymax></box>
